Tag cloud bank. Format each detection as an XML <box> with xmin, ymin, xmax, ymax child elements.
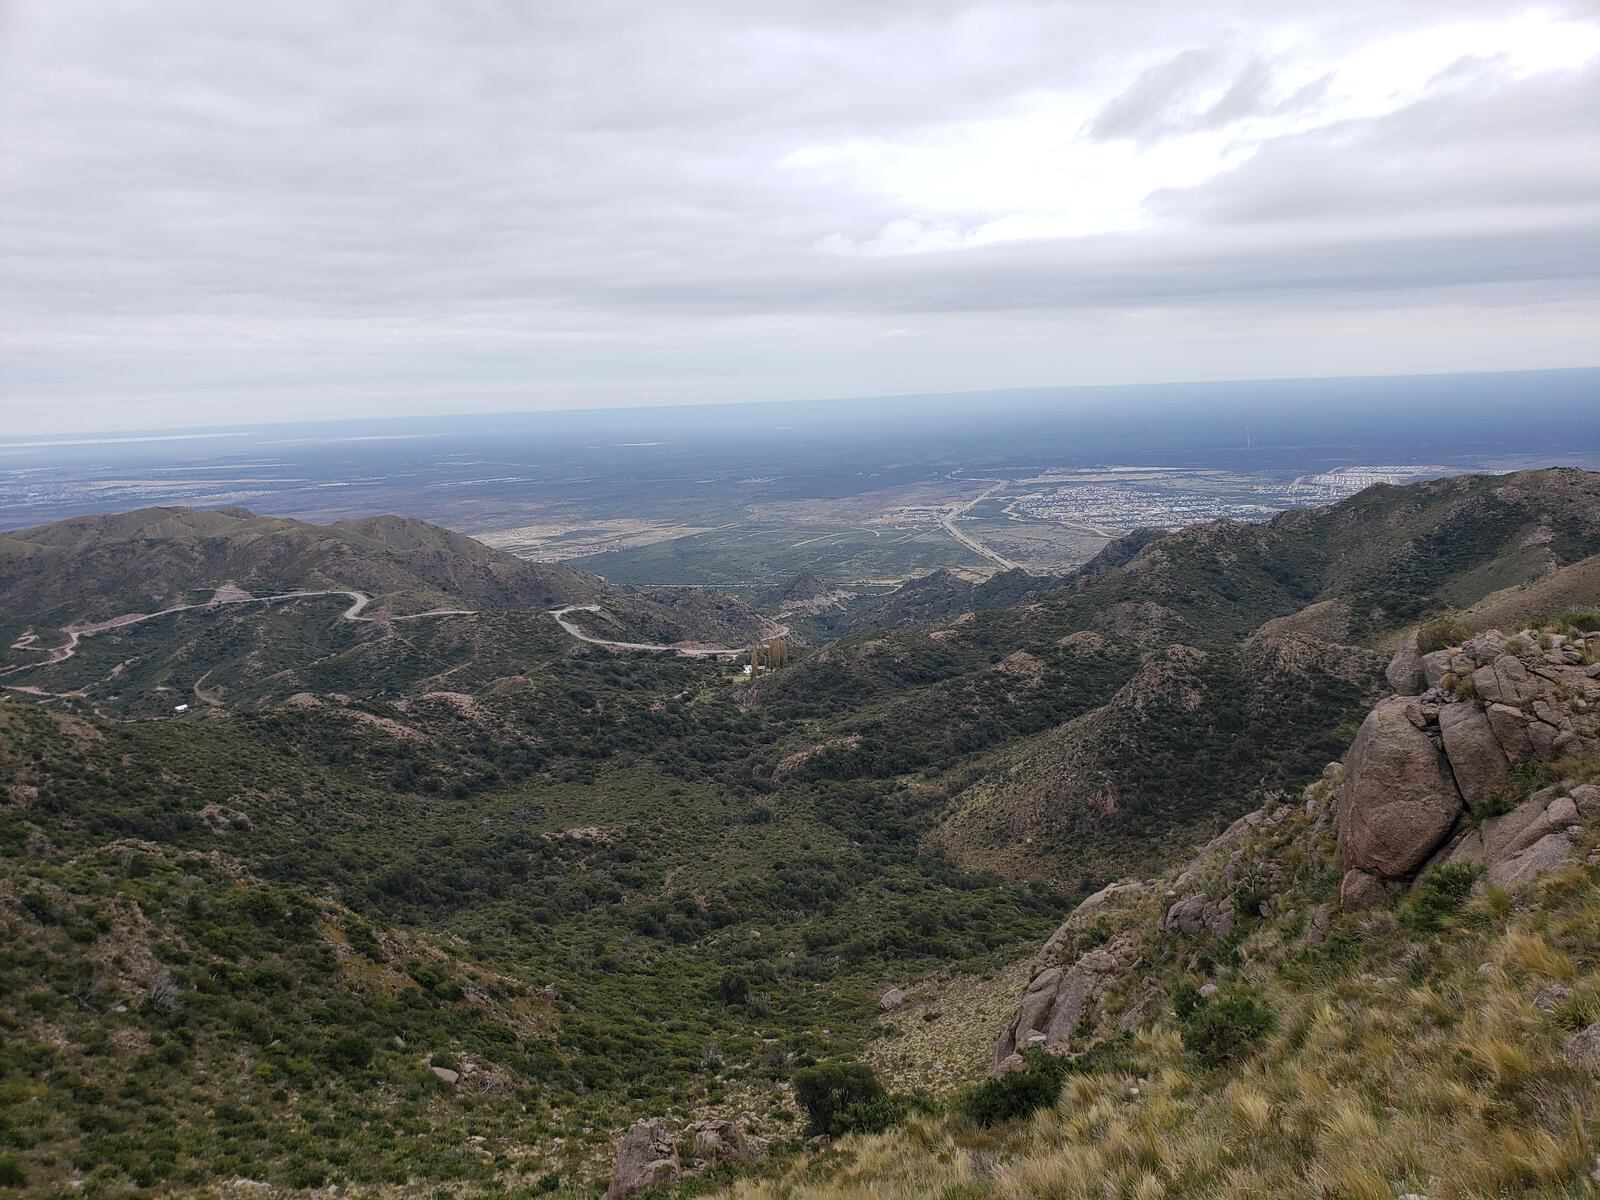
<box><xmin>1</xmin><ymin>0</ymin><xmax>1596</xmax><ymax>433</ymax></box>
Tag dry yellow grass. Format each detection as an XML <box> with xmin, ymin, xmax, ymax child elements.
<box><xmin>711</xmin><ymin>792</ymin><xmax>1600</xmax><ymax>1200</ymax></box>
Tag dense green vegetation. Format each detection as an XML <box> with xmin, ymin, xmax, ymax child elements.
<box><xmin>0</xmin><ymin>655</ymin><xmax>1065</xmax><ymax>1194</ymax></box>
<box><xmin>4</xmin><ymin>469</ymin><xmax>1600</xmax><ymax>1196</ymax></box>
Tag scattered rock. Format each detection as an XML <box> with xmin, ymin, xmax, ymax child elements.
<box><xmin>1461</xmin><ymin>631</ymin><xmax>1509</xmax><ymax>667</ymax></box>
<box><xmin>689</xmin><ymin>1119</ymin><xmax>750</xmax><ymax>1167</ymax></box>
<box><xmin>605</xmin><ymin>1118</ymin><xmax>681</xmax><ymax>1200</ymax></box>
<box><xmin>430</xmin><ymin>1066</ymin><xmax>459</xmax><ymax>1085</ymax></box>
<box><xmin>878</xmin><ymin>987</ymin><xmax>904</xmax><ymax>1012</ymax></box>
<box><xmin>1563</xmin><ymin>1023</ymin><xmax>1600</xmax><ymax>1074</ymax></box>
<box><xmin>1162</xmin><ymin>894</ymin><xmax>1236</xmax><ymax>940</ymax></box>
<box><xmin>1532</xmin><ymin>983</ymin><xmax>1571</xmax><ymax>1014</ymax></box>
<box><xmin>1304</xmin><ymin>903</ymin><xmax>1335</xmax><ymax>949</ymax></box>
<box><xmin>1420</xmin><ymin>650</ymin><xmax>1455</xmax><ymax>690</ymax></box>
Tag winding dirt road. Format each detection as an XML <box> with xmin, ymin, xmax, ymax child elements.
<box><xmin>2</xmin><ymin>586</ymin><xmax>473</xmax><ymax>679</ymax></box>
<box><xmin>550</xmin><ymin>604</ymin><xmax>788</xmax><ymax>658</ymax></box>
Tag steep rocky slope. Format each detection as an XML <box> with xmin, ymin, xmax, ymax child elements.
<box><xmin>703</xmin><ymin>615</ymin><xmax>1600</xmax><ymax>1200</ymax></box>
<box><xmin>993</xmin><ymin>621</ymin><xmax>1599</xmax><ymax>1068</ymax></box>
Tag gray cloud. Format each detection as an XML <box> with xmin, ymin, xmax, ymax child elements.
<box><xmin>0</xmin><ymin>0</ymin><xmax>1596</xmax><ymax>434</ymax></box>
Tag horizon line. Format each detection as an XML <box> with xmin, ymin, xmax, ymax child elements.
<box><xmin>4</xmin><ymin>362</ymin><xmax>1597</xmax><ymax>448</ymax></box>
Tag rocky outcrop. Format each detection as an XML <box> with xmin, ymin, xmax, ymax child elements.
<box><xmin>688</xmin><ymin>1119</ymin><xmax>754</xmax><ymax>1167</ymax></box>
<box><xmin>604</xmin><ymin>1118</ymin><xmax>680</xmax><ymax>1200</ymax></box>
<box><xmin>1337</xmin><ymin>628</ymin><xmax>1599</xmax><ymax>909</ymax></box>
<box><xmin>991</xmin><ymin>622</ymin><xmax>1599</xmax><ymax>1075</ymax></box>
<box><xmin>994</xmin><ymin>938</ymin><xmax>1136</xmax><ymax>1067</ymax></box>
<box><xmin>993</xmin><ymin>793</ymin><xmax>1313</xmax><ymax>1069</ymax></box>
<box><xmin>604</xmin><ymin>1114</ymin><xmax>762</xmax><ymax>1197</ymax></box>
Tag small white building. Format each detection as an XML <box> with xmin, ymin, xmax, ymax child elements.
<box><xmin>173</xmin><ymin>704</ymin><xmax>189</xmax><ymax>714</ymax></box>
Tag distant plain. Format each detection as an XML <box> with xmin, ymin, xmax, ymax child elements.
<box><xmin>5</xmin><ymin>369</ymin><xmax>1597</xmax><ymax>588</ymax></box>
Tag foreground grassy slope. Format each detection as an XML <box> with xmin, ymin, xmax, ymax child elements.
<box><xmin>713</xmin><ymin>759</ymin><xmax>1600</xmax><ymax>1200</ymax></box>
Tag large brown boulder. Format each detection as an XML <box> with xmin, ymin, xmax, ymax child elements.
<box><xmin>1338</xmin><ymin>697</ymin><xmax>1463</xmax><ymax>883</ymax></box>
<box><xmin>1386</xmin><ymin>643</ymin><xmax>1423</xmax><ymax>694</ymax></box>
<box><xmin>605</xmin><ymin>1118</ymin><xmax>680</xmax><ymax>1200</ymax></box>
<box><xmin>1339</xmin><ymin>868</ymin><xmax>1394</xmax><ymax>912</ymax></box>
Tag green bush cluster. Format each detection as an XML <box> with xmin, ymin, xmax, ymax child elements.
<box><xmin>1402</xmin><ymin>864</ymin><xmax>1482</xmax><ymax>933</ymax></box>
<box><xmin>1179</xmin><ymin>986</ymin><xmax>1277</xmax><ymax>1069</ymax></box>
<box><xmin>792</xmin><ymin>1061</ymin><xmax>904</xmax><ymax>1137</ymax></box>
<box><xmin>1416</xmin><ymin>616</ymin><xmax>1476</xmax><ymax>654</ymax></box>
<box><xmin>957</xmin><ymin>1050</ymin><xmax>1069</xmax><ymax>1126</ymax></box>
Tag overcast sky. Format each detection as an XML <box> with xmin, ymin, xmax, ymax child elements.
<box><xmin>2</xmin><ymin>0</ymin><xmax>1597</xmax><ymax>436</ymax></box>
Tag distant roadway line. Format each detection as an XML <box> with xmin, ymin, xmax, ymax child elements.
<box><xmin>549</xmin><ymin>604</ymin><xmax>788</xmax><ymax>658</ymax></box>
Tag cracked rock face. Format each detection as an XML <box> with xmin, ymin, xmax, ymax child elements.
<box><xmin>1161</xmin><ymin>894</ymin><xmax>1235</xmax><ymax>940</ymax></box>
<box><xmin>993</xmin><ymin>938</ymin><xmax>1135</xmax><ymax>1067</ymax></box>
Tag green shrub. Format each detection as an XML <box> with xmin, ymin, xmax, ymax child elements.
<box><xmin>957</xmin><ymin>1050</ymin><xmax>1068</xmax><ymax>1126</ymax></box>
<box><xmin>1468</xmin><ymin>790</ymin><xmax>1519</xmax><ymax>823</ymax></box>
<box><xmin>715</xmin><ymin>971</ymin><xmax>750</xmax><ymax>1006</ymax></box>
<box><xmin>325</xmin><ymin>1034</ymin><xmax>373</xmax><ymax>1071</ymax></box>
<box><xmin>1558</xmin><ymin>610</ymin><xmax>1600</xmax><ymax>633</ymax></box>
<box><xmin>1417</xmin><ymin>617</ymin><xmax>1475</xmax><ymax>654</ymax></box>
<box><xmin>1403</xmin><ymin>864</ymin><xmax>1481</xmax><ymax>933</ymax></box>
<box><xmin>1180</xmin><ymin>986</ymin><xmax>1276</xmax><ymax>1069</ymax></box>
<box><xmin>830</xmin><ymin>1094</ymin><xmax>906</xmax><ymax>1136</ymax></box>
<box><xmin>0</xmin><ymin>1155</ymin><xmax>25</xmax><ymax>1188</ymax></box>
<box><xmin>792</xmin><ymin>1060</ymin><xmax>889</xmax><ymax>1137</ymax></box>
<box><xmin>1171</xmin><ymin>979</ymin><xmax>1204</xmax><ymax>1020</ymax></box>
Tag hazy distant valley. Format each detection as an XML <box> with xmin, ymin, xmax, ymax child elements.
<box><xmin>8</xmin><ymin>371</ymin><xmax>1599</xmax><ymax>593</ymax></box>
